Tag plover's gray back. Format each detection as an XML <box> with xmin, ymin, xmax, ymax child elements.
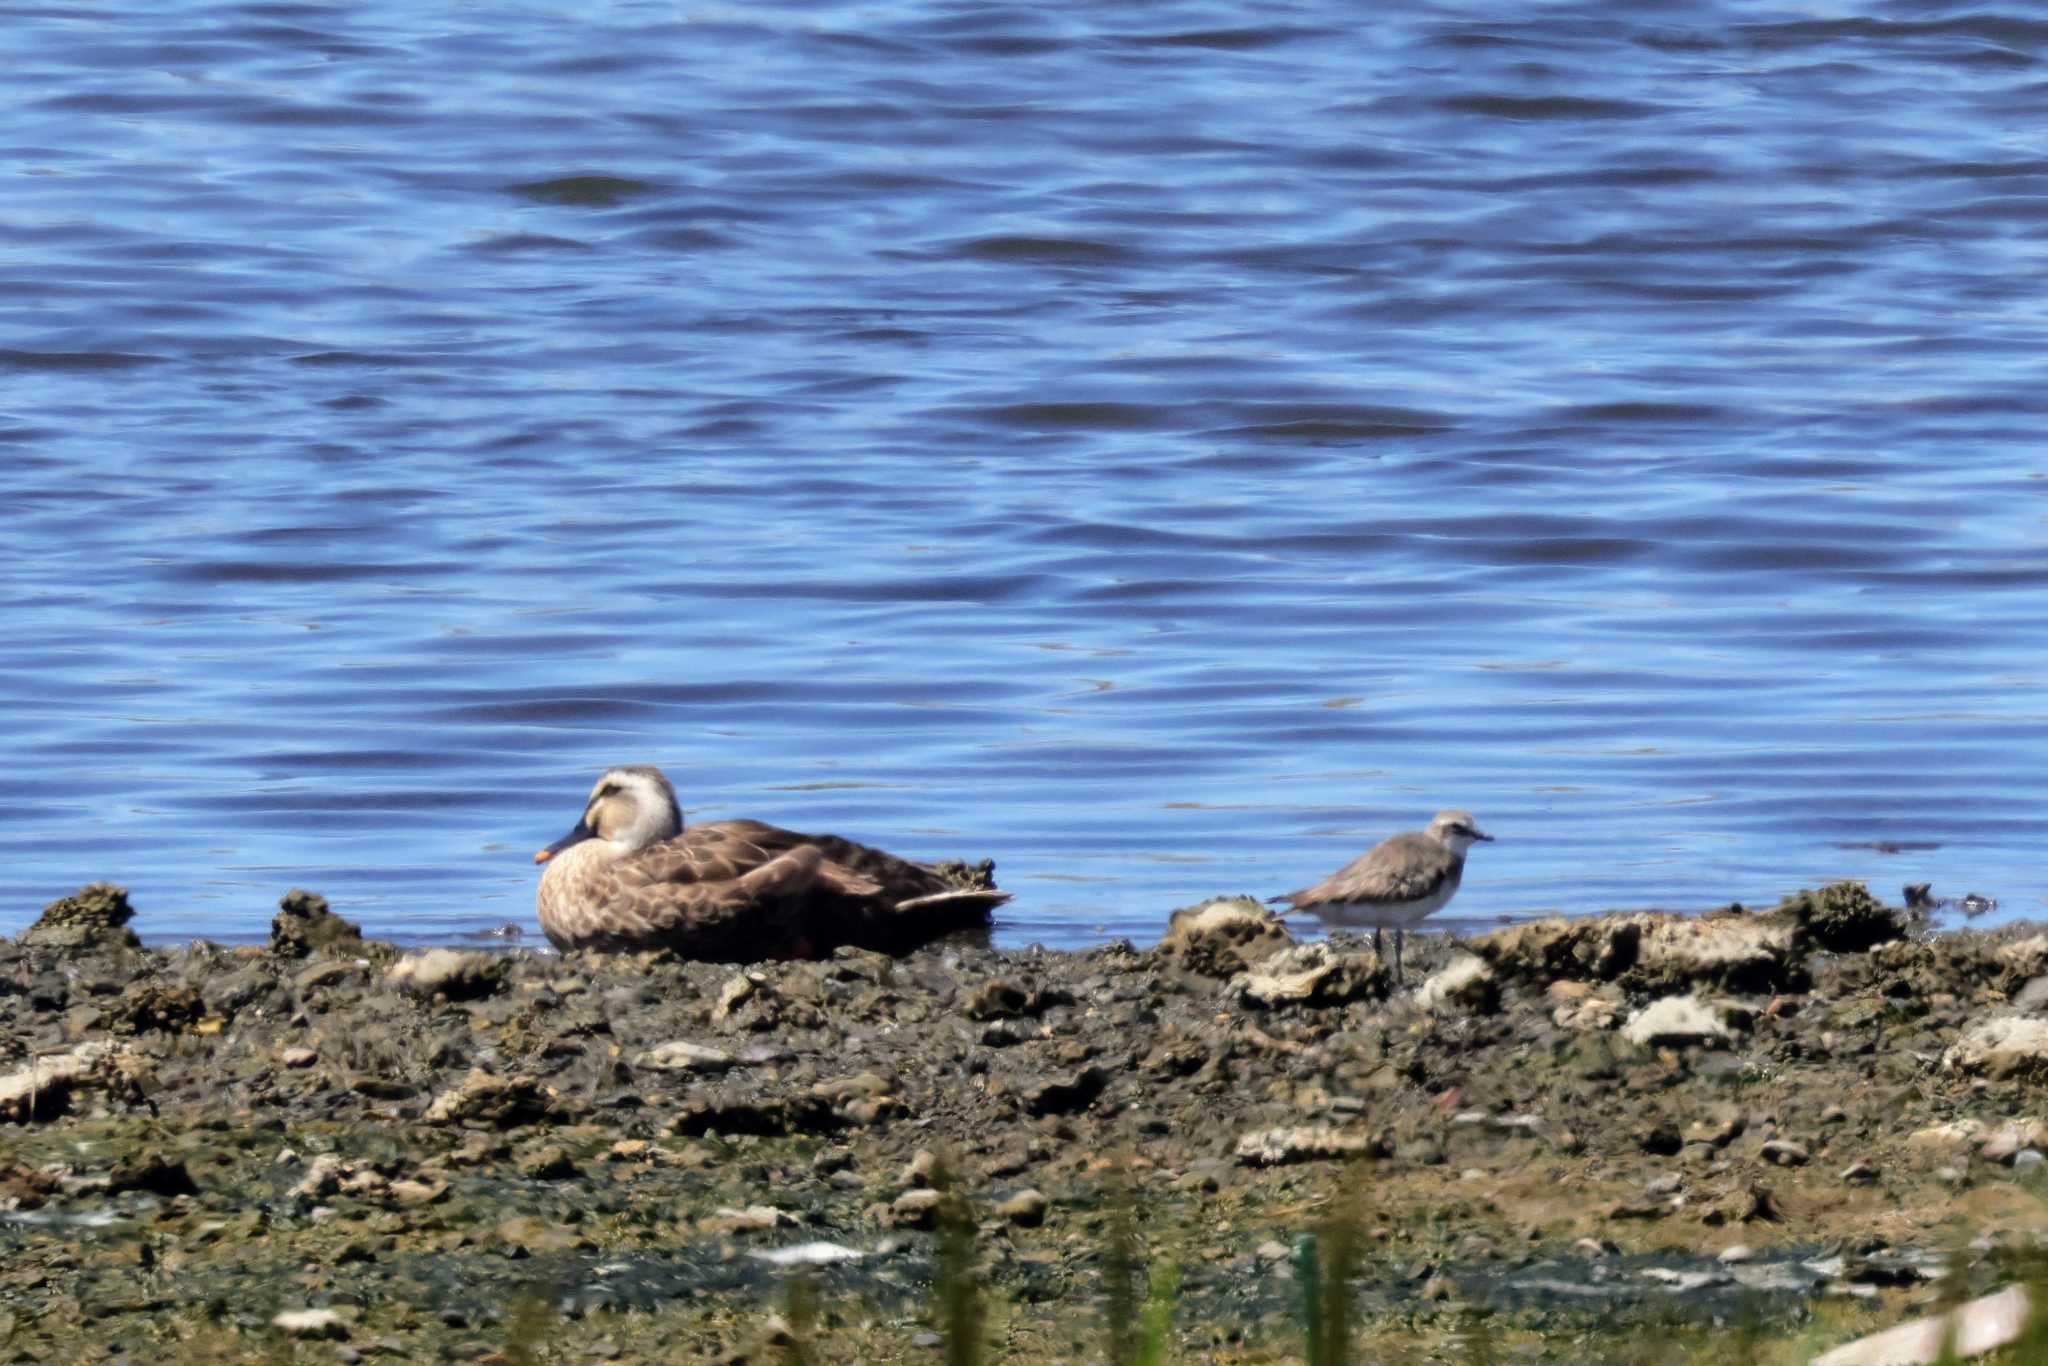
<box><xmin>1272</xmin><ymin>810</ymin><xmax>1492</xmax><ymax>977</ymax></box>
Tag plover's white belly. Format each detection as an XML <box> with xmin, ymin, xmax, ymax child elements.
<box><xmin>1304</xmin><ymin>878</ymin><xmax>1458</xmax><ymax>930</ymax></box>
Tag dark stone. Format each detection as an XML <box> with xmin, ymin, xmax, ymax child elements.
<box><xmin>1021</xmin><ymin>1065</ymin><xmax>1108</xmax><ymax>1116</ymax></box>
<box><xmin>108</xmin><ymin>978</ymin><xmax>205</xmax><ymax>1034</ymax></box>
<box><xmin>107</xmin><ymin>1149</ymin><xmax>199</xmax><ymax>1197</ymax></box>
<box><xmin>1639</xmin><ymin>1125</ymin><xmax>1683</xmax><ymax>1157</ymax></box>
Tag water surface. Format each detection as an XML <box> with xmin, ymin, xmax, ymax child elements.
<box><xmin>4</xmin><ymin>0</ymin><xmax>2046</xmax><ymax>945</ymax></box>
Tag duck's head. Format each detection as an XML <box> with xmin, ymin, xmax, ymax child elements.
<box><xmin>533</xmin><ymin>765</ymin><xmax>684</xmax><ymax>864</ymax></box>
<box><xmin>1427</xmin><ymin>809</ymin><xmax>1493</xmax><ymax>856</ymax></box>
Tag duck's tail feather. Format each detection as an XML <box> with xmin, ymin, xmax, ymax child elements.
<box><xmin>895</xmin><ymin>888</ymin><xmax>1013</xmax><ymax>917</ymax></box>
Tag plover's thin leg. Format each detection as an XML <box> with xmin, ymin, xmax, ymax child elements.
<box><xmin>1394</xmin><ymin>927</ymin><xmax>1404</xmax><ymax>980</ymax></box>
<box><xmin>1373</xmin><ymin>926</ymin><xmax>1383</xmax><ymax>959</ymax></box>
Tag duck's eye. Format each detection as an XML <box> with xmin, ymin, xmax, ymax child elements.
<box><xmin>596</xmin><ymin>784</ymin><xmax>619</xmax><ymax>799</ymax></box>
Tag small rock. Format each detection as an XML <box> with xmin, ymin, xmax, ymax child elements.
<box><xmin>269</xmin><ymin>889</ymin><xmax>364</xmax><ymax>958</ymax></box>
<box><xmin>1998</xmin><ymin>936</ymin><xmax>2048</xmax><ymax>981</ymax></box>
<box><xmin>272</xmin><ymin>1309</ymin><xmax>349</xmax><ymax>1341</ymax></box>
<box><xmin>1232</xmin><ymin>942</ymin><xmax>1385</xmax><ymax>1008</ymax></box>
<box><xmin>636</xmin><ymin>1041</ymin><xmax>736</xmax><ymax>1072</ymax></box>
<box><xmin>1416</xmin><ymin>955</ymin><xmax>1497</xmax><ymax>1014</ymax></box>
<box><xmin>1840</xmin><ymin>1162</ymin><xmax>1880</xmax><ymax>1184</ymax></box>
<box><xmin>1234</xmin><ymin>1126</ymin><xmax>1379</xmax><ymax>1167</ymax></box>
<box><xmin>496</xmin><ymin>1215</ymin><xmax>589</xmax><ymax>1256</ymax></box>
<box><xmin>1639</xmin><ymin>1125</ymin><xmax>1683</xmax><ymax>1157</ymax></box>
<box><xmin>1908</xmin><ymin>1118</ymin><xmax>1985</xmax><ymax>1149</ymax></box>
<box><xmin>1020</xmin><ymin>1066</ymin><xmax>1108</xmax><ymax>1116</ymax></box>
<box><xmin>1157</xmin><ymin>898</ymin><xmax>1293</xmax><ymax>977</ymax></box>
<box><xmin>1780</xmin><ymin>882</ymin><xmax>1903</xmax><ymax>954</ymax></box>
<box><xmin>888</xmin><ymin>1189</ymin><xmax>944</xmax><ymax>1229</ymax></box>
<box><xmin>0</xmin><ymin>1042</ymin><xmax>125</xmax><ymax>1123</ymax></box>
<box><xmin>996</xmin><ymin>1189</ymin><xmax>1048</xmax><ymax>1227</ymax></box>
<box><xmin>713</xmin><ymin>975</ymin><xmax>757</xmax><ymax>1022</ymax></box>
<box><xmin>385</xmin><ymin>950</ymin><xmax>503</xmax><ymax>1000</ymax></box>
<box><xmin>516</xmin><ymin>1145</ymin><xmax>578</xmax><ymax>1180</ymax></box>
<box><xmin>107</xmin><ymin>1148</ymin><xmax>198</xmax><ymax>1197</ymax></box>
<box><xmin>1623</xmin><ymin>995</ymin><xmax>1733</xmax><ymax>1048</ymax></box>
<box><xmin>422</xmin><ymin>1069</ymin><xmax>554</xmax><ymax>1127</ymax></box>
<box><xmin>1758</xmin><ymin>1139</ymin><xmax>1810</xmax><ymax>1167</ymax></box>
<box><xmin>902</xmin><ymin>1149</ymin><xmax>941</xmax><ymax>1188</ymax></box>
<box><xmin>749</xmin><ymin>1242</ymin><xmax>868</xmax><ymax>1267</ymax></box>
<box><xmin>1718</xmin><ymin>1245</ymin><xmax>1756</xmax><ymax>1264</ymax></box>
<box><xmin>389</xmin><ymin>1178</ymin><xmax>448</xmax><ymax>1206</ymax></box>
<box><xmin>280</xmin><ymin>1046</ymin><xmax>318</xmax><ymax>1069</ymax></box>
<box><xmin>1944</xmin><ymin>1016</ymin><xmax>2048</xmax><ymax>1079</ymax></box>
<box><xmin>963</xmin><ymin>978</ymin><xmax>1030</xmax><ymax>1020</ymax></box>
<box><xmin>2012</xmin><ymin>976</ymin><xmax>2048</xmax><ymax>1012</ymax></box>
<box><xmin>20</xmin><ymin>883</ymin><xmax>142</xmax><ymax>951</ymax></box>
<box><xmin>700</xmin><ymin>1205</ymin><xmax>797</xmax><ymax>1236</ymax></box>
<box><xmin>1978</xmin><ymin>1120</ymin><xmax>2047</xmax><ymax>1163</ymax></box>
<box><xmin>1554</xmin><ymin>992</ymin><xmax>1621</xmax><ymax>1031</ymax></box>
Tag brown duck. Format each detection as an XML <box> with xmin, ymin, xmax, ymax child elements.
<box><xmin>532</xmin><ymin>765</ymin><xmax>1010</xmax><ymax>959</ymax></box>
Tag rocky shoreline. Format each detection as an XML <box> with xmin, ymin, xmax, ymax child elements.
<box><xmin>4</xmin><ymin>882</ymin><xmax>2048</xmax><ymax>1363</ymax></box>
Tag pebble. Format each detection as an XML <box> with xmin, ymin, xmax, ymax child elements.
<box><xmin>1758</xmin><ymin>1139</ymin><xmax>1810</xmax><ymax>1167</ymax></box>
<box><xmin>902</xmin><ymin>1149</ymin><xmax>941</xmax><ymax>1188</ymax></box>
<box><xmin>636</xmin><ymin>1040</ymin><xmax>736</xmax><ymax>1072</ymax></box>
<box><xmin>995</xmin><ymin>1188</ymin><xmax>1048</xmax><ymax>1227</ymax></box>
<box><xmin>271</xmin><ymin>1308</ymin><xmax>348</xmax><ymax>1340</ymax></box>
<box><xmin>887</xmin><ymin>1189</ymin><xmax>943</xmax><ymax>1229</ymax></box>
<box><xmin>1623</xmin><ymin>995</ymin><xmax>1732</xmax><ymax>1048</ymax></box>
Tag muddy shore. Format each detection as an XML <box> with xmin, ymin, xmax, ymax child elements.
<box><xmin>4</xmin><ymin>882</ymin><xmax>2048</xmax><ymax>1363</ymax></box>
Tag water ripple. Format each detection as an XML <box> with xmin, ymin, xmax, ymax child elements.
<box><xmin>3</xmin><ymin>0</ymin><xmax>2046</xmax><ymax>944</ymax></box>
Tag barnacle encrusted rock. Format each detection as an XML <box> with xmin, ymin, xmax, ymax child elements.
<box><xmin>1231</xmin><ymin>941</ymin><xmax>1385</xmax><ymax>1007</ymax></box>
<box><xmin>19</xmin><ymin>883</ymin><xmax>141</xmax><ymax>951</ymax></box>
<box><xmin>269</xmin><ymin>888</ymin><xmax>366</xmax><ymax>958</ymax></box>
<box><xmin>1157</xmin><ymin>897</ymin><xmax>1293</xmax><ymax>977</ymax></box>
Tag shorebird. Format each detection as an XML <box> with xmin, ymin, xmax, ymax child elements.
<box><xmin>532</xmin><ymin>765</ymin><xmax>1010</xmax><ymax>960</ymax></box>
<box><xmin>1270</xmin><ymin>810</ymin><xmax>1494</xmax><ymax>979</ymax></box>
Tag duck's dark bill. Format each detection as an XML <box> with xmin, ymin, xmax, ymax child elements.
<box><xmin>533</xmin><ymin>820</ymin><xmax>595</xmax><ymax>865</ymax></box>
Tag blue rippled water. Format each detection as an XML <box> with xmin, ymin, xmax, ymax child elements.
<box><xmin>3</xmin><ymin>0</ymin><xmax>2046</xmax><ymax>946</ymax></box>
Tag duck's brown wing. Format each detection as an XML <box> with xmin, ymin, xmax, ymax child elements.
<box><xmin>550</xmin><ymin>841</ymin><xmax>830</xmax><ymax>958</ymax></box>
<box><xmin>624</xmin><ymin>821</ymin><xmax>883</xmax><ymax>898</ymax></box>
<box><xmin>683</xmin><ymin>820</ymin><xmax>1012</xmax><ymax>953</ymax></box>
